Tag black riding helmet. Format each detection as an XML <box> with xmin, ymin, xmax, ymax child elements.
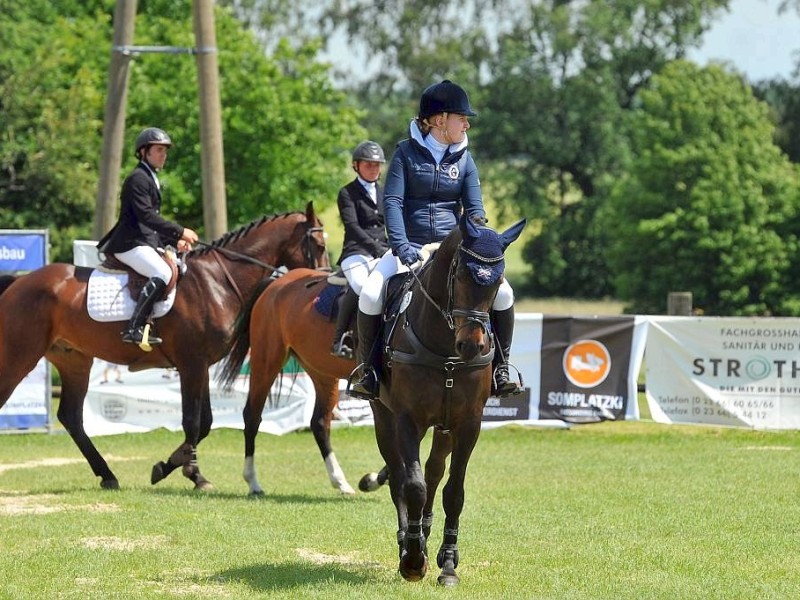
<box><xmin>418</xmin><ymin>80</ymin><xmax>477</xmax><ymax>120</ymax></box>
<box><xmin>135</xmin><ymin>127</ymin><xmax>172</xmax><ymax>158</ymax></box>
<box><xmin>352</xmin><ymin>140</ymin><xmax>386</xmax><ymax>163</ymax></box>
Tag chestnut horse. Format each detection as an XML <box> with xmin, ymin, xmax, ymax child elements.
<box><xmin>220</xmin><ymin>215</ymin><xmax>525</xmax><ymax>585</ymax></box>
<box><xmin>0</xmin><ymin>202</ymin><xmax>329</xmax><ymax>490</ymax></box>
<box><xmin>217</xmin><ymin>265</ymin><xmax>361</xmax><ymax>495</ymax></box>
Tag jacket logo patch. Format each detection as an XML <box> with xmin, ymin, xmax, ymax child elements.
<box><xmin>446</xmin><ymin>164</ymin><xmax>460</xmax><ymax>180</ymax></box>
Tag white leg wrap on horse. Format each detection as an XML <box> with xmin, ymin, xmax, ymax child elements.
<box><xmin>243</xmin><ymin>456</ymin><xmax>263</xmax><ymax>494</ymax></box>
<box><xmin>325</xmin><ymin>453</ymin><xmax>355</xmax><ymax>495</ymax></box>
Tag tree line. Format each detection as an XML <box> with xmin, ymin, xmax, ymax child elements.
<box><xmin>3</xmin><ymin>0</ymin><xmax>800</xmax><ymax>315</ymax></box>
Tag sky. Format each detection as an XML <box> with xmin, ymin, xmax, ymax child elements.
<box><xmin>690</xmin><ymin>0</ymin><xmax>800</xmax><ymax>81</ymax></box>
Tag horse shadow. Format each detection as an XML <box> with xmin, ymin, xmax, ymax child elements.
<box><xmin>216</xmin><ymin>561</ymin><xmax>379</xmax><ymax>591</ymax></box>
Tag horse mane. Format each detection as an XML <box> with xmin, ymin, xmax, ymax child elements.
<box><xmin>189</xmin><ymin>211</ymin><xmax>303</xmax><ymax>258</ymax></box>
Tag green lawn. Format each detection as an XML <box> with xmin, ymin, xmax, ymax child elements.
<box><xmin>1</xmin><ymin>419</ymin><xmax>799</xmax><ymax>598</ymax></box>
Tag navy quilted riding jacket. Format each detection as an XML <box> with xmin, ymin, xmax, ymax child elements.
<box><xmin>383</xmin><ymin>121</ymin><xmax>486</xmax><ymax>252</ymax></box>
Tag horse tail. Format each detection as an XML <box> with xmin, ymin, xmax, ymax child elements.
<box><xmin>217</xmin><ymin>277</ymin><xmax>275</xmax><ymax>390</ymax></box>
<box><xmin>0</xmin><ymin>274</ymin><xmax>17</xmax><ymax>296</ymax></box>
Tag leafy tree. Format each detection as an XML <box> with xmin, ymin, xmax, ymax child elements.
<box><xmin>602</xmin><ymin>61</ymin><xmax>800</xmax><ymax>316</ymax></box>
<box><xmin>1</xmin><ymin>0</ymin><xmax>364</xmax><ymax>262</ymax></box>
<box><xmin>753</xmin><ymin>78</ymin><xmax>800</xmax><ymax>164</ymax></box>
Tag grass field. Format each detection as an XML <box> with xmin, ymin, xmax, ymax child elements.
<box><xmin>2</xmin><ymin>416</ymin><xmax>799</xmax><ymax>598</ymax></box>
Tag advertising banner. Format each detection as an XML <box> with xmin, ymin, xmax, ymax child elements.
<box><xmin>0</xmin><ymin>230</ymin><xmax>47</xmax><ymax>272</ymax></box>
<box><xmin>0</xmin><ymin>230</ymin><xmax>49</xmax><ymax>430</ymax></box>
<box><xmin>646</xmin><ymin>316</ymin><xmax>800</xmax><ymax>429</ymax></box>
<box><xmin>536</xmin><ymin>315</ymin><xmax>647</xmax><ymax>423</ymax></box>
<box><xmin>83</xmin><ymin>358</ymin><xmax>315</xmax><ymax>436</ymax></box>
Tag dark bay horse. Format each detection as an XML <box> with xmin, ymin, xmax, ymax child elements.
<box><xmin>372</xmin><ymin>216</ymin><xmax>525</xmax><ymax>585</ymax></box>
<box><xmin>0</xmin><ymin>202</ymin><xmax>329</xmax><ymax>490</ymax></box>
<box><xmin>217</xmin><ymin>265</ymin><xmax>361</xmax><ymax>495</ymax></box>
<box><xmin>219</xmin><ymin>215</ymin><xmax>524</xmax><ymax>584</ymax></box>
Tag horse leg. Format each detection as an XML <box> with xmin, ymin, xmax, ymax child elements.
<box><xmin>151</xmin><ymin>369</ymin><xmax>213</xmax><ymax>490</ymax></box>
<box><xmin>370</xmin><ymin>401</ymin><xmax>410</xmax><ymax>559</ymax></box>
<box><xmin>395</xmin><ymin>412</ymin><xmax>429</xmax><ymax>582</ymax></box>
<box><xmin>435</xmin><ymin>420</ymin><xmax>481</xmax><ymax>587</ymax></box>
<box><xmin>422</xmin><ymin>429</ymin><xmax>453</xmax><ymax>540</ymax></box>
<box><xmin>307</xmin><ymin>370</ymin><xmax>355</xmax><ymax>494</ymax></box>
<box><xmin>52</xmin><ymin>356</ymin><xmax>120</xmax><ymax>489</ymax></box>
<box><xmin>241</xmin><ymin>331</ymin><xmax>288</xmax><ymax>496</ymax></box>
<box><xmin>358</xmin><ymin>464</ymin><xmax>389</xmax><ymax>492</ymax></box>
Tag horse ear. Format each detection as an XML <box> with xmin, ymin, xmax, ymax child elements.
<box><xmin>305</xmin><ymin>201</ymin><xmax>315</xmax><ymax>220</ymax></box>
<box><xmin>462</xmin><ymin>213</ymin><xmax>481</xmax><ymax>241</ymax></box>
<box><xmin>500</xmin><ymin>218</ymin><xmax>527</xmax><ymax>250</ymax></box>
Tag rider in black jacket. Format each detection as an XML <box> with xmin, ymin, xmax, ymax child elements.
<box><xmin>330</xmin><ymin>141</ymin><xmax>389</xmax><ymax>358</ymax></box>
<box><xmin>97</xmin><ymin>127</ymin><xmax>198</xmax><ymax>346</ymax></box>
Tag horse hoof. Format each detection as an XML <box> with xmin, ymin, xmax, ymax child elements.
<box><xmin>437</xmin><ymin>571</ymin><xmax>460</xmax><ymax>587</ymax></box>
<box><xmin>151</xmin><ymin>461</ymin><xmax>167</xmax><ymax>485</ymax></box>
<box><xmin>248</xmin><ymin>489</ymin><xmax>265</xmax><ymax>498</ymax></box>
<box><xmin>194</xmin><ymin>480</ymin><xmax>214</xmax><ymax>491</ymax></box>
<box><xmin>100</xmin><ymin>479</ymin><xmax>120</xmax><ymax>490</ymax></box>
<box><xmin>399</xmin><ymin>552</ymin><xmax>428</xmax><ymax>582</ymax></box>
<box><xmin>337</xmin><ymin>483</ymin><xmax>357</xmax><ymax>495</ymax></box>
<box><xmin>358</xmin><ymin>472</ymin><xmax>380</xmax><ymax>492</ymax></box>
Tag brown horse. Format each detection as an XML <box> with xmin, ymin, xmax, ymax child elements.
<box><xmin>217</xmin><ymin>267</ymin><xmax>359</xmax><ymax>494</ymax></box>
<box><xmin>0</xmin><ymin>202</ymin><xmax>329</xmax><ymax>490</ymax></box>
<box><xmin>219</xmin><ymin>214</ymin><xmax>525</xmax><ymax>585</ymax></box>
<box><xmin>371</xmin><ymin>216</ymin><xmax>524</xmax><ymax>585</ymax></box>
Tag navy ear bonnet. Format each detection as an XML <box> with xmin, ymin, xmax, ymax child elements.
<box><xmin>460</xmin><ymin>226</ymin><xmax>505</xmax><ymax>286</ymax></box>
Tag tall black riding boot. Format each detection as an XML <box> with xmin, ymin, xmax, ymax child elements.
<box><xmin>121</xmin><ymin>277</ymin><xmax>167</xmax><ymax>346</ymax></box>
<box><xmin>492</xmin><ymin>306</ymin><xmax>522</xmax><ymax>397</ymax></box>
<box><xmin>331</xmin><ymin>287</ymin><xmax>359</xmax><ymax>359</ymax></box>
<box><xmin>348</xmin><ymin>310</ymin><xmax>382</xmax><ymax>400</ymax></box>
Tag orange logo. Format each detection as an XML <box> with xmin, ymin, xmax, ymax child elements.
<box><xmin>562</xmin><ymin>339</ymin><xmax>611</xmax><ymax>388</ymax></box>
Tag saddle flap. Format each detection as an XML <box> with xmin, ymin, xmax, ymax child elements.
<box><xmin>99</xmin><ymin>249</ymin><xmax>180</xmax><ymax>301</ymax></box>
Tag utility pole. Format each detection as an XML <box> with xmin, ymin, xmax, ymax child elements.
<box><xmin>193</xmin><ymin>0</ymin><xmax>228</xmax><ymax>238</ymax></box>
<box><xmin>94</xmin><ymin>0</ymin><xmax>138</xmax><ymax>240</ymax></box>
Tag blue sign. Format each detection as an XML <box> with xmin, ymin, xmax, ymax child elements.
<box><xmin>0</xmin><ymin>230</ymin><xmax>49</xmax><ymax>430</ymax></box>
<box><xmin>0</xmin><ymin>232</ymin><xmax>47</xmax><ymax>272</ymax></box>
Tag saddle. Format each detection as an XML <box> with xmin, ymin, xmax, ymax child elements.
<box><xmin>98</xmin><ymin>249</ymin><xmax>180</xmax><ymax>302</ymax></box>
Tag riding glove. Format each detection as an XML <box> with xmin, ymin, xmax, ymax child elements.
<box><xmin>396</xmin><ymin>244</ymin><xmax>423</xmax><ymax>267</ymax></box>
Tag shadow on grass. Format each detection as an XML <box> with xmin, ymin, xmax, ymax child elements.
<box><xmin>216</xmin><ymin>561</ymin><xmax>378</xmax><ymax>590</ymax></box>
<box><xmin>147</xmin><ymin>487</ymin><xmax>372</xmax><ymax>505</ymax></box>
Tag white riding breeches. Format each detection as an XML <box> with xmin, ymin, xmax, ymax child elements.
<box><xmin>358</xmin><ymin>249</ymin><xmax>515</xmax><ymax>315</ymax></box>
<box><xmin>113</xmin><ymin>246</ymin><xmax>172</xmax><ymax>284</ymax></box>
<box><xmin>341</xmin><ymin>253</ymin><xmax>380</xmax><ymax>296</ymax></box>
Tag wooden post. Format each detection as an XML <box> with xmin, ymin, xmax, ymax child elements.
<box><xmin>667</xmin><ymin>291</ymin><xmax>692</xmax><ymax>316</ymax></box>
<box><xmin>94</xmin><ymin>0</ymin><xmax>138</xmax><ymax>240</ymax></box>
<box><xmin>193</xmin><ymin>0</ymin><xmax>228</xmax><ymax>239</ymax></box>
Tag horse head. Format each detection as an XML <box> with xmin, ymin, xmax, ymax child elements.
<box><xmin>449</xmin><ymin>215</ymin><xmax>526</xmax><ymax>361</ymax></box>
<box><xmin>277</xmin><ymin>201</ymin><xmax>331</xmax><ymax>271</ymax></box>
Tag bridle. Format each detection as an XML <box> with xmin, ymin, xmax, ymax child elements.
<box><xmin>409</xmin><ymin>242</ymin><xmax>501</xmax><ymax>333</ymax></box>
<box><xmin>303</xmin><ymin>224</ymin><xmax>330</xmax><ymax>271</ymax></box>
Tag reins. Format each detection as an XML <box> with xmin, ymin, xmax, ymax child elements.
<box><xmin>194</xmin><ymin>240</ymin><xmax>282</xmax><ymax>273</ymax></box>
<box><xmin>389</xmin><ymin>241</ymin><xmax>501</xmax><ymax>433</ymax></box>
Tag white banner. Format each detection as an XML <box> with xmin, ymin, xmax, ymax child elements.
<box><xmin>83</xmin><ymin>360</ymin><xmax>315</xmax><ymax>437</ymax></box>
<box><xmin>645</xmin><ymin>316</ymin><xmax>800</xmax><ymax>429</ymax></box>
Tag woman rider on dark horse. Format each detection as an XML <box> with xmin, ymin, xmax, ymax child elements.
<box><xmin>97</xmin><ymin>127</ymin><xmax>199</xmax><ymax>346</ymax></box>
<box><xmin>349</xmin><ymin>80</ymin><xmax>521</xmax><ymax>400</ymax></box>
<box><xmin>330</xmin><ymin>141</ymin><xmax>390</xmax><ymax>359</ymax></box>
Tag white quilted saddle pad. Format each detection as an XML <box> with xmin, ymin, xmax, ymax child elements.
<box><xmin>87</xmin><ymin>270</ymin><xmax>176</xmax><ymax>323</ymax></box>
